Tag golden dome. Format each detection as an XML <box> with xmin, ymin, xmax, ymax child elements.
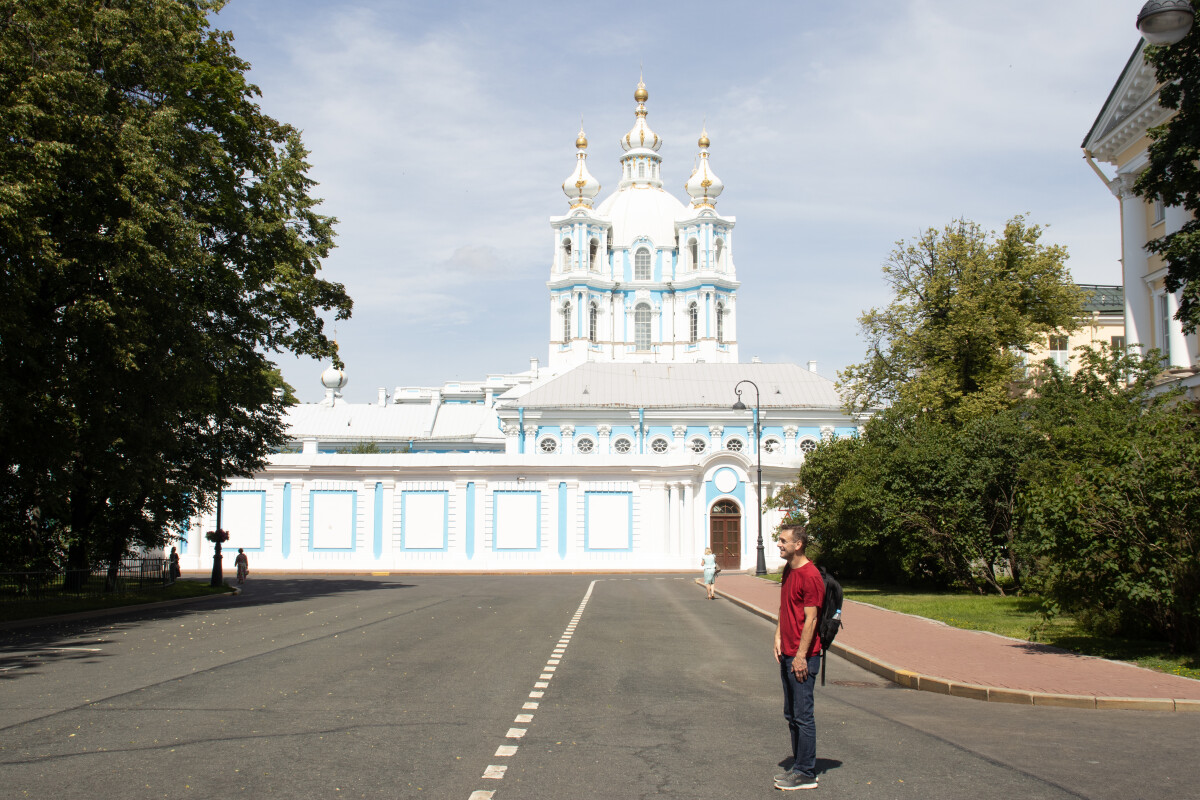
<box><xmin>698</xmin><ymin>129</ymin><xmax>710</xmax><ymax>149</ymax></box>
<box><xmin>576</xmin><ymin>129</ymin><xmax>588</xmax><ymax>149</ymax></box>
<box><xmin>634</xmin><ymin>79</ymin><xmax>648</xmax><ymax>104</ymax></box>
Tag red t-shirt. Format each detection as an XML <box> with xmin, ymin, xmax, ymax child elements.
<box><xmin>779</xmin><ymin>560</ymin><xmax>824</xmax><ymax>658</ymax></box>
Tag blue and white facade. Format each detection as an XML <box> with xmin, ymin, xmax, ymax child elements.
<box><xmin>179</xmin><ymin>83</ymin><xmax>862</xmax><ymax>574</ymax></box>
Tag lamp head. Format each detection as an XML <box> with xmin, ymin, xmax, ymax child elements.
<box><xmin>1138</xmin><ymin>0</ymin><xmax>1195</xmax><ymax>45</ymax></box>
<box><xmin>732</xmin><ymin>399</ymin><xmax>748</xmax><ymax>411</ymax></box>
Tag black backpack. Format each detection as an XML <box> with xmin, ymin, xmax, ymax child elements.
<box><xmin>816</xmin><ymin>566</ymin><xmax>843</xmax><ymax>686</ymax></box>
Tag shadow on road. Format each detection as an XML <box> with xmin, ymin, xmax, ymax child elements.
<box><xmin>0</xmin><ymin>576</ymin><xmax>415</xmax><ymax>680</ymax></box>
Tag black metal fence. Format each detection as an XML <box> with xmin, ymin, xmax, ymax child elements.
<box><xmin>0</xmin><ymin>558</ymin><xmax>174</xmax><ymax>603</ymax></box>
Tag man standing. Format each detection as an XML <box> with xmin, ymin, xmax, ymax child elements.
<box><xmin>773</xmin><ymin>525</ymin><xmax>824</xmax><ymax>790</ymax></box>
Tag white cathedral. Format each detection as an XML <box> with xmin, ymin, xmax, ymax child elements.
<box><xmin>180</xmin><ymin>82</ymin><xmax>862</xmax><ymax>574</ymax></box>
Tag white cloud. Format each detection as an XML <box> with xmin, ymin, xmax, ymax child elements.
<box><xmin>216</xmin><ymin>0</ymin><xmax>1148</xmax><ymax>401</ymax></box>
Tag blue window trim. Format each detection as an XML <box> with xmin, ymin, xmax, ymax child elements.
<box><xmin>584</xmin><ymin>491</ymin><xmax>634</xmax><ymax>551</ymax></box>
<box><xmin>400</xmin><ymin>490</ymin><xmax>450</xmax><ymax>551</ymax></box>
<box><xmin>308</xmin><ymin>489</ymin><xmax>358</xmax><ymax>552</ymax></box>
<box><xmin>221</xmin><ymin>490</ymin><xmax>267</xmax><ymax>551</ymax></box>
<box><xmin>492</xmin><ymin>490</ymin><xmax>543</xmax><ymax>552</ymax></box>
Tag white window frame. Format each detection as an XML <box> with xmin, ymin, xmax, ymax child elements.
<box><xmin>634</xmin><ymin>248</ymin><xmax>651</xmax><ymax>281</ymax></box>
<box><xmin>538</xmin><ymin>436</ymin><xmax>559</xmax><ymax>454</ymax></box>
<box><xmin>1157</xmin><ymin>291</ymin><xmax>1172</xmax><ymax>362</ymax></box>
<box><xmin>575</xmin><ymin>436</ymin><xmax>595</xmax><ymax>455</ymax></box>
<box><xmin>613</xmin><ymin>437</ymin><xmax>633</xmax><ymax>454</ymax></box>
<box><xmin>649</xmin><ymin>437</ymin><xmax>670</xmax><ymax>454</ymax></box>
<box><xmin>635</xmin><ymin>303</ymin><xmax>652</xmax><ymax>351</ymax></box>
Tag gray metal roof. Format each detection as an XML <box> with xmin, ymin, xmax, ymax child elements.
<box><xmin>285</xmin><ymin>401</ymin><xmax>502</xmax><ymax>442</ymax></box>
<box><xmin>510</xmin><ymin>362</ymin><xmax>842</xmax><ymax>410</ymax></box>
<box><xmin>1079</xmin><ymin>284</ymin><xmax>1124</xmax><ymax>314</ymax></box>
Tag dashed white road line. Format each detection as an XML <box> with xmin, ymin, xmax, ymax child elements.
<box><xmin>468</xmin><ymin>579</ymin><xmax>598</xmax><ymax>797</ymax></box>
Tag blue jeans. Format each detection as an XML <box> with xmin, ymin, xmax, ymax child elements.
<box><xmin>780</xmin><ymin>653</ymin><xmax>821</xmax><ymax>778</ymax></box>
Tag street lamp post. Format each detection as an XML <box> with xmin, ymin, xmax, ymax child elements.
<box><xmin>732</xmin><ymin>379</ymin><xmax>768</xmax><ymax>576</ymax></box>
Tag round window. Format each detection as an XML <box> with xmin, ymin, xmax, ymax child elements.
<box><xmin>614</xmin><ymin>437</ymin><xmax>632</xmax><ymax>454</ymax></box>
<box><xmin>726</xmin><ymin>439</ymin><xmax>744</xmax><ymax>452</ymax></box>
<box><xmin>539</xmin><ymin>437</ymin><xmax>558</xmax><ymax>454</ymax></box>
<box><xmin>689</xmin><ymin>438</ymin><xmax>707</xmax><ymax>454</ymax></box>
<box><xmin>763</xmin><ymin>438</ymin><xmax>781</xmax><ymax>454</ymax></box>
<box><xmin>576</xmin><ymin>437</ymin><xmax>594</xmax><ymax>454</ymax></box>
<box><xmin>799</xmin><ymin>439</ymin><xmax>817</xmax><ymax>454</ymax></box>
<box><xmin>650</xmin><ymin>437</ymin><xmax>669</xmax><ymax>454</ymax></box>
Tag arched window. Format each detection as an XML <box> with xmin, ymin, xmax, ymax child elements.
<box><xmin>638</xmin><ymin>160</ymin><xmax>646</xmax><ymax>179</ymax></box>
<box><xmin>562</xmin><ymin>301</ymin><xmax>572</xmax><ymax>343</ymax></box>
<box><xmin>688</xmin><ymin>302</ymin><xmax>699</xmax><ymax>344</ymax></box>
<box><xmin>589</xmin><ymin>302</ymin><xmax>598</xmax><ymax>344</ymax></box>
<box><xmin>562</xmin><ymin>237</ymin><xmax>572</xmax><ymax>270</ymax></box>
<box><xmin>716</xmin><ymin>302</ymin><xmax>724</xmax><ymax>344</ymax></box>
<box><xmin>715</xmin><ymin>238</ymin><xmax>724</xmax><ymax>269</ymax></box>
<box><xmin>589</xmin><ymin>238</ymin><xmax>599</xmax><ymax>271</ymax></box>
<box><xmin>688</xmin><ymin>239</ymin><xmax>698</xmax><ymax>270</ymax></box>
<box><xmin>635</xmin><ymin>303</ymin><xmax>651</xmax><ymax>351</ymax></box>
<box><xmin>634</xmin><ymin>248</ymin><xmax>651</xmax><ymax>280</ymax></box>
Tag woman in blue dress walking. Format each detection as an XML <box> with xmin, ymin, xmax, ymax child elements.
<box><xmin>701</xmin><ymin>547</ymin><xmax>718</xmax><ymax>599</ymax></box>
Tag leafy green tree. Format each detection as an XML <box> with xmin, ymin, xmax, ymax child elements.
<box><xmin>787</xmin><ymin>410</ymin><xmax>1039</xmax><ymax>593</ymax></box>
<box><xmin>0</xmin><ymin>0</ymin><xmax>352</xmax><ymax>572</ymax></box>
<box><xmin>1135</xmin><ymin>2</ymin><xmax>1200</xmax><ymax>333</ymax></box>
<box><xmin>839</xmin><ymin>217</ymin><xmax>1083</xmax><ymax>426</ymax></box>
<box><xmin>1021</xmin><ymin>346</ymin><xmax>1200</xmax><ymax>653</ymax></box>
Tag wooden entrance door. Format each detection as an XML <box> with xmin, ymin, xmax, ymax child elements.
<box><xmin>710</xmin><ymin>500</ymin><xmax>742</xmax><ymax>571</ymax></box>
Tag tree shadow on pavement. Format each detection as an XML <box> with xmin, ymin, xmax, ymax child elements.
<box><xmin>0</xmin><ymin>576</ymin><xmax>414</xmax><ymax>681</ymax></box>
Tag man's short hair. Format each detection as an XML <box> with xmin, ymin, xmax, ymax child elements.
<box><xmin>779</xmin><ymin>525</ymin><xmax>810</xmax><ymax>547</ymax></box>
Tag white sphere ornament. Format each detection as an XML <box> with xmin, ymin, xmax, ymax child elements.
<box><xmin>321</xmin><ymin>365</ymin><xmax>348</xmax><ymax>390</ymax></box>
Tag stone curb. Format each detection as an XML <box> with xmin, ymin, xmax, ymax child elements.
<box><xmin>701</xmin><ymin>577</ymin><xmax>1196</xmax><ymax>712</ymax></box>
<box><xmin>0</xmin><ymin>585</ymin><xmax>240</xmax><ymax>632</ymax></box>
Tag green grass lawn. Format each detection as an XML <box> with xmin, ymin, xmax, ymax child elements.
<box><xmin>764</xmin><ymin>573</ymin><xmax>1200</xmax><ymax>681</ymax></box>
<box><xmin>0</xmin><ymin>579</ymin><xmax>234</xmax><ymax>623</ymax></box>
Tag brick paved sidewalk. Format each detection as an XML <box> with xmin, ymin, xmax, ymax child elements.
<box><xmin>711</xmin><ymin>572</ymin><xmax>1200</xmax><ymax>710</ymax></box>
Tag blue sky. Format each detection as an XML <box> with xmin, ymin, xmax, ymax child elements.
<box><xmin>213</xmin><ymin>0</ymin><xmax>1147</xmax><ymax>402</ymax></box>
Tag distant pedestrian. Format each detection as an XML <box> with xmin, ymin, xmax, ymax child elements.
<box><xmin>772</xmin><ymin>525</ymin><xmax>824</xmax><ymax>791</ymax></box>
<box><xmin>169</xmin><ymin>547</ymin><xmax>181</xmax><ymax>580</ymax></box>
<box><xmin>234</xmin><ymin>548</ymin><xmax>249</xmax><ymax>584</ymax></box>
<box><xmin>701</xmin><ymin>547</ymin><xmax>718</xmax><ymax>599</ymax></box>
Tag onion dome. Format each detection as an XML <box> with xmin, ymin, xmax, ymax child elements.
<box><xmin>321</xmin><ymin>364</ymin><xmax>348</xmax><ymax>391</ymax></box>
<box><xmin>621</xmin><ymin>79</ymin><xmax>661</xmax><ymax>152</ymax></box>
<box><xmin>562</xmin><ymin>124</ymin><xmax>601</xmax><ymax>208</ymax></box>
<box><xmin>685</xmin><ymin>127</ymin><xmax>723</xmax><ymax>208</ymax></box>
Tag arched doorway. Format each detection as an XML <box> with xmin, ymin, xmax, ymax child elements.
<box><xmin>710</xmin><ymin>500</ymin><xmax>741</xmax><ymax>571</ymax></box>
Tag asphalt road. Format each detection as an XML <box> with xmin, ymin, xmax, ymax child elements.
<box><xmin>1</xmin><ymin>575</ymin><xmax>1197</xmax><ymax>799</ymax></box>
